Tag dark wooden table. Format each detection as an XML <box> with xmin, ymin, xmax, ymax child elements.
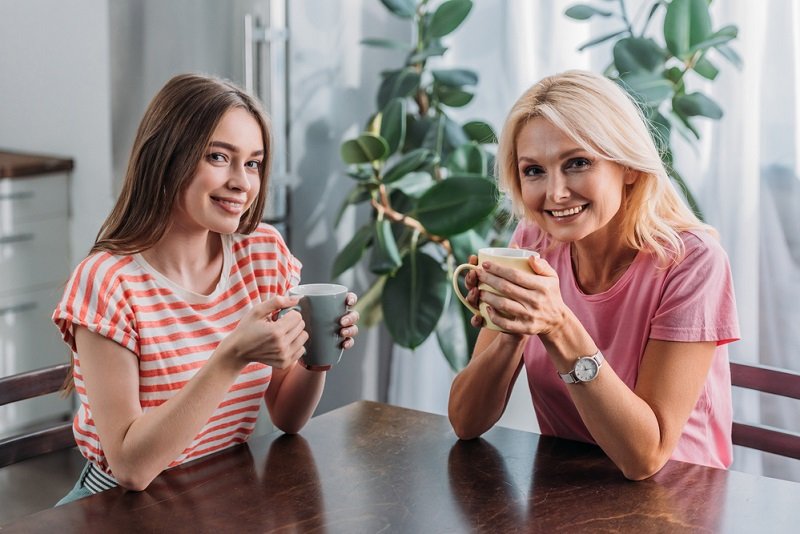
<box><xmin>2</xmin><ymin>401</ymin><xmax>796</xmax><ymax>533</ymax></box>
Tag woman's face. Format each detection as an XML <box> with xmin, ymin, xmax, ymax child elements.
<box><xmin>516</xmin><ymin>117</ymin><xmax>634</xmax><ymax>245</ymax></box>
<box><xmin>173</xmin><ymin>107</ymin><xmax>264</xmax><ymax>235</ymax></box>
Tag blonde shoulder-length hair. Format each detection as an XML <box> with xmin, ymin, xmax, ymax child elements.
<box><xmin>496</xmin><ymin>69</ymin><xmax>715</xmax><ymax>265</ymax></box>
<box><xmin>91</xmin><ymin>73</ymin><xmax>272</xmax><ymax>256</ymax></box>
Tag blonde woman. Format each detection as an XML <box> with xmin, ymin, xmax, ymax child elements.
<box><xmin>448</xmin><ymin>70</ymin><xmax>739</xmax><ymax>479</ymax></box>
<box><xmin>53</xmin><ymin>74</ymin><xmax>359</xmax><ymax>501</ymax></box>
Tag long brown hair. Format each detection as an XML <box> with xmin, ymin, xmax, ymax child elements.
<box><xmin>92</xmin><ymin>73</ymin><xmax>272</xmax><ymax>255</ymax></box>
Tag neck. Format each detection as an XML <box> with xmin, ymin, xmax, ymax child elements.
<box><xmin>141</xmin><ymin>230</ymin><xmax>224</xmax><ymax>295</ymax></box>
<box><xmin>570</xmin><ymin>237</ymin><xmax>638</xmax><ymax>294</ymax></box>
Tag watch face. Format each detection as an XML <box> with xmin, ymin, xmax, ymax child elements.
<box><xmin>574</xmin><ymin>357</ymin><xmax>598</xmax><ymax>382</ymax></box>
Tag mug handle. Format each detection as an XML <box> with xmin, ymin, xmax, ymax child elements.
<box><xmin>273</xmin><ymin>305</ymin><xmax>302</xmax><ymax>320</ymax></box>
<box><xmin>452</xmin><ymin>264</ymin><xmax>480</xmax><ymax>316</ymax></box>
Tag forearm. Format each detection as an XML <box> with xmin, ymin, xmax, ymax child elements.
<box><xmin>448</xmin><ymin>332</ymin><xmax>527</xmax><ymax>439</ymax></box>
<box><xmin>266</xmin><ymin>363</ymin><xmax>326</xmax><ymax>434</ymax></box>
<box><xmin>540</xmin><ymin>316</ymin><xmax>671</xmax><ymax>480</ymax></box>
<box><xmin>108</xmin><ymin>343</ymin><xmax>245</xmax><ymax>490</ymax></box>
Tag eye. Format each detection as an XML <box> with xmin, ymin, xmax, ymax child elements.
<box><xmin>566</xmin><ymin>157</ymin><xmax>591</xmax><ymax>170</ymax></box>
<box><xmin>521</xmin><ymin>165</ymin><xmax>544</xmax><ymax>179</ymax></box>
<box><xmin>207</xmin><ymin>152</ymin><xmax>228</xmax><ymax>163</ymax></box>
<box><xmin>245</xmin><ymin>160</ymin><xmax>262</xmax><ymax>171</ymax></box>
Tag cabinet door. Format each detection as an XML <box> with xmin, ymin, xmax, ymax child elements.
<box><xmin>0</xmin><ymin>286</ymin><xmax>74</xmax><ymax>432</ymax></box>
<box><xmin>0</xmin><ymin>217</ymin><xmax>70</xmax><ymax>296</ymax></box>
<box><xmin>0</xmin><ymin>174</ymin><xmax>69</xmax><ymax>226</ymax></box>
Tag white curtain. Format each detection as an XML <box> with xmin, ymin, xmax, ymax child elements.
<box><xmin>388</xmin><ymin>0</ymin><xmax>800</xmax><ymax>480</ymax></box>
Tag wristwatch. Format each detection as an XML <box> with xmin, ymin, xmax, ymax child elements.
<box><xmin>558</xmin><ymin>351</ymin><xmax>604</xmax><ymax>384</ymax></box>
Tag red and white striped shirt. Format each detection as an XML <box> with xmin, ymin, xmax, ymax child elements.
<box><xmin>52</xmin><ymin>224</ymin><xmax>301</xmax><ymax>477</ymax></box>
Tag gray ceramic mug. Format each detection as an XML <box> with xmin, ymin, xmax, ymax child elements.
<box><xmin>286</xmin><ymin>283</ymin><xmax>349</xmax><ymax>368</ymax></box>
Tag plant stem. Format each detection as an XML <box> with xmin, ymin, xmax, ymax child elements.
<box><xmin>370</xmin><ymin>197</ymin><xmax>452</xmax><ymax>254</ymax></box>
<box><xmin>618</xmin><ymin>0</ymin><xmax>633</xmax><ymax>34</ymax></box>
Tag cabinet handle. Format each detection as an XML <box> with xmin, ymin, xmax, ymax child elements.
<box><xmin>0</xmin><ymin>301</ymin><xmax>37</xmax><ymax>316</ymax></box>
<box><xmin>0</xmin><ymin>233</ymin><xmax>35</xmax><ymax>244</ymax></box>
<box><xmin>0</xmin><ymin>191</ymin><xmax>35</xmax><ymax>200</ymax></box>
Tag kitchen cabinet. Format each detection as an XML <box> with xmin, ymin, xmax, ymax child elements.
<box><xmin>0</xmin><ymin>150</ymin><xmax>74</xmax><ymax>435</ymax></box>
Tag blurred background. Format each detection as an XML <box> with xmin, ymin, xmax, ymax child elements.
<box><xmin>0</xmin><ymin>0</ymin><xmax>798</xmax><ymax>493</ymax></box>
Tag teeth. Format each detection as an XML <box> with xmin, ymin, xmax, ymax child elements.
<box><xmin>550</xmin><ymin>205</ymin><xmax>584</xmax><ymax>217</ymax></box>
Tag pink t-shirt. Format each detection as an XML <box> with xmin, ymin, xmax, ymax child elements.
<box><xmin>511</xmin><ymin>221</ymin><xmax>740</xmax><ymax>469</ymax></box>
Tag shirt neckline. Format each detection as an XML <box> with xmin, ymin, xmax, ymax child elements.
<box><xmin>133</xmin><ymin>233</ymin><xmax>232</xmax><ymax>303</ymax></box>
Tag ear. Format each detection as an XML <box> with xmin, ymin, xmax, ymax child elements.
<box><xmin>623</xmin><ymin>168</ymin><xmax>639</xmax><ymax>185</ymax></box>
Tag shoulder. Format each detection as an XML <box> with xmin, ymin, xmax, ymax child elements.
<box><xmin>511</xmin><ymin>219</ymin><xmax>552</xmax><ymax>249</ymax></box>
<box><xmin>69</xmin><ymin>251</ymin><xmax>139</xmax><ymax>289</ymax></box>
<box><xmin>676</xmin><ymin>230</ymin><xmax>729</xmax><ymax>268</ymax></box>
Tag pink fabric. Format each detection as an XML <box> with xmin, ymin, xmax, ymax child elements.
<box><xmin>511</xmin><ymin>221</ymin><xmax>740</xmax><ymax>469</ymax></box>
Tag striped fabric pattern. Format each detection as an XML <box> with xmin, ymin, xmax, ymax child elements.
<box><xmin>52</xmin><ymin>224</ymin><xmax>301</xmax><ymax>477</ymax></box>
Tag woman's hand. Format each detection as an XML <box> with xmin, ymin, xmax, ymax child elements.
<box><xmin>476</xmin><ymin>256</ymin><xmax>568</xmax><ymax>336</ymax></box>
<box><xmin>225</xmin><ymin>296</ymin><xmax>309</xmax><ymax>369</ymax></box>
<box><xmin>462</xmin><ymin>255</ymin><xmax>485</xmax><ymax>329</ymax></box>
<box><xmin>339</xmin><ymin>292</ymin><xmax>360</xmax><ymax>350</ymax></box>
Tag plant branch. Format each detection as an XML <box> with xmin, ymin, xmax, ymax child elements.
<box><xmin>370</xmin><ymin>197</ymin><xmax>452</xmax><ymax>254</ymax></box>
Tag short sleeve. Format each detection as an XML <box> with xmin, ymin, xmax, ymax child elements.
<box><xmin>242</xmin><ymin>224</ymin><xmax>302</xmax><ymax>295</ymax></box>
<box><xmin>51</xmin><ymin>253</ymin><xmax>139</xmax><ymax>356</ymax></box>
<box><xmin>650</xmin><ymin>232</ymin><xmax>740</xmax><ymax>345</ymax></box>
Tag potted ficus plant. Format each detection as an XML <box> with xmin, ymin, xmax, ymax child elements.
<box><xmin>565</xmin><ymin>0</ymin><xmax>741</xmax><ymax>216</ymax></box>
<box><xmin>332</xmin><ymin>0</ymin><xmax>507</xmax><ymax>371</ymax></box>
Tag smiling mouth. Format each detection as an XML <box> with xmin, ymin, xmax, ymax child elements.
<box><xmin>547</xmin><ymin>204</ymin><xmax>586</xmax><ymax>218</ymax></box>
<box><xmin>211</xmin><ymin>196</ymin><xmax>245</xmax><ymax>213</ymax></box>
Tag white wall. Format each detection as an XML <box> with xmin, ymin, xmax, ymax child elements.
<box><xmin>0</xmin><ymin>0</ymin><xmax>114</xmax><ymax>264</ymax></box>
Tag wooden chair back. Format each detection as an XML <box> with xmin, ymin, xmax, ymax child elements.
<box><xmin>730</xmin><ymin>361</ymin><xmax>800</xmax><ymax>460</ymax></box>
<box><xmin>0</xmin><ymin>363</ymin><xmax>75</xmax><ymax>468</ymax></box>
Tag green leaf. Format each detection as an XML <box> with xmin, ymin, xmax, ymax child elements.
<box><xmin>353</xmin><ymin>275</ymin><xmax>387</xmax><ymax>328</ymax></box>
<box><xmin>667</xmin><ymin>163</ymin><xmax>704</xmax><ymax>221</ymax></box>
<box><xmin>693</xmin><ymin>55</ymin><xmax>719</xmax><ymax>80</ymax></box>
<box><xmin>618</xmin><ymin>72</ymin><xmax>673</xmax><ymax>106</ymax></box>
<box><xmin>435</xmin><ymin>289</ymin><xmax>471</xmax><ymax>372</ymax></box>
<box><xmin>577</xmin><ymin>29</ymin><xmax>627</xmax><ymax>52</ymax></box>
<box><xmin>340</xmin><ymin>134</ymin><xmax>390</xmax><ymax>164</ymax></box>
<box><xmin>449</xmin><ymin>229</ymin><xmax>488</xmax><ymax>265</ymax></box>
<box><xmin>387</xmin><ymin>171</ymin><xmax>435</xmax><ymax>198</ymax></box>
<box><xmin>716</xmin><ymin>43</ymin><xmax>742</xmax><ymax>69</ymax></box>
<box><xmin>462</xmin><ymin>120</ymin><xmax>497</xmax><ymax>144</ymax></box>
<box><xmin>646</xmin><ymin>109</ymin><xmax>672</xmax><ymax>154</ymax></box>
<box><xmin>437</xmin><ymin>87</ymin><xmax>474</xmax><ymax>107</ymax></box>
<box><xmin>361</xmin><ymin>37</ymin><xmax>410</xmax><ymax>50</ymax></box>
<box><xmin>408</xmin><ymin>41</ymin><xmax>448</xmax><ymax>64</ymax></box>
<box><xmin>447</xmin><ymin>143</ymin><xmax>487</xmax><ymax>175</ymax></box>
<box><xmin>383</xmin><ymin>148</ymin><xmax>437</xmax><ymax>183</ymax></box>
<box><xmin>443</xmin><ymin>117</ymin><xmax>469</xmax><ymax>153</ymax></box>
<box><xmin>613</xmin><ymin>37</ymin><xmax>665</xmax><ymax>75</ymax></box>
<box><xmin>382</xmin><ymin>251</ymin><xmax>448</xmax><ymax>349</ymax></box>
<box><xmin>416</xmin><ymin>176</ymin><xmax>497</xmax><ymax>236</ymax></box>
<box><xmin>432</xmin><ymin>68</ymin><xmax>478</xmax><ymax>87</ymax></box>
<box><xmin>428</xmin><ymin>0</ymin><xmax>473</xmax><ymax>38</ymax></box>
<box><xmin>689</xmin><ymin>24</ymin><xmax>738</xmax><ymax>54</ymax></box>
<box><xmin>379</xmin><ymin>0</ymin><xmax>416</xmax><ymax>19</ymax></box>
<box><xmin>369</xmin><ymin>219</ymin><xmax>403</xmax><ymax>274</ymax></box>
<box><xmin>380</xmin><ymin>98</ymin><xmax>407</xmax><ymax>156</ymax></box>
<box><xmin>668</xmin><ymin>109</ymin><xmax>701</xmax><ymax>141</ymax></box>
<box><xmin>332</xmin><ymin>224</ymin><xmax>373</xmax><ymax>278</ymax></box>
<box><xmin>663</xmin><ymin>0</ymin><xmax>712</xmax><ymax>60</ymax></box>
<box><xmin>673</xmin><ymin>92</ymin><xmax>723</xmax><ymax>119</ymax></box>
<box><xmin>377</xmin><ymin>68</ymin><xmax>421</xmax><ymax>109</ymax></box>
<box><xmin>564</xmin><ymin>4</ymin><xmax>613</xmax><ymax>20</ymax></box>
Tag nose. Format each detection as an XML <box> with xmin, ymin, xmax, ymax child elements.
<box><xmin>227</xmin><ymin>164</ymin><xmax>252</xmax><ymax>192</ymax></box>
<box><xmin>546</xmin><ymin>170</ymin><xmax>570</xmax><ymax>203</ymax></box>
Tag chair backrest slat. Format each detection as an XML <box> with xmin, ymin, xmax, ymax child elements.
<box><xmin>0</xmin><ymin>363</ymin><xmax>75</xmax><ymax>468</ymax></box>
<box><xmin>0</xmin><ymin>363</ymin><xmax>71</xmax><ymax>406</ymax></box>
<box><xmin>730</xmin><ymin>361</ymin><xmax>800</xmax><ymax>461</ymax></box>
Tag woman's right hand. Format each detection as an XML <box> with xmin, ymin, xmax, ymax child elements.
<box><xmin>225</xmin><ymin>296</ymin><xmax>309</xmax><ymax>369</ymax></box>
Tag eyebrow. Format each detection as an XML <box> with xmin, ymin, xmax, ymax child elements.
<box><xmin>518</xmin><ymin>147</ymin><xmax>587</xmax><ymax>164</ymax></box>
<box><xmin>209</xmin><ymin>141</ymin><xmax>264</xmax><ymax>157</ymax></box>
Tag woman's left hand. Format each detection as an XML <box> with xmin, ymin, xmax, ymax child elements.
<box><xmin>338</xmin><ymin>292</ymin><xmax>360</xmax><ymax>349</ymax></box>
<box><xmin>476</xmin><ymin>256</ymin><xmax>567</xmax><ymax>336</ymax></box>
